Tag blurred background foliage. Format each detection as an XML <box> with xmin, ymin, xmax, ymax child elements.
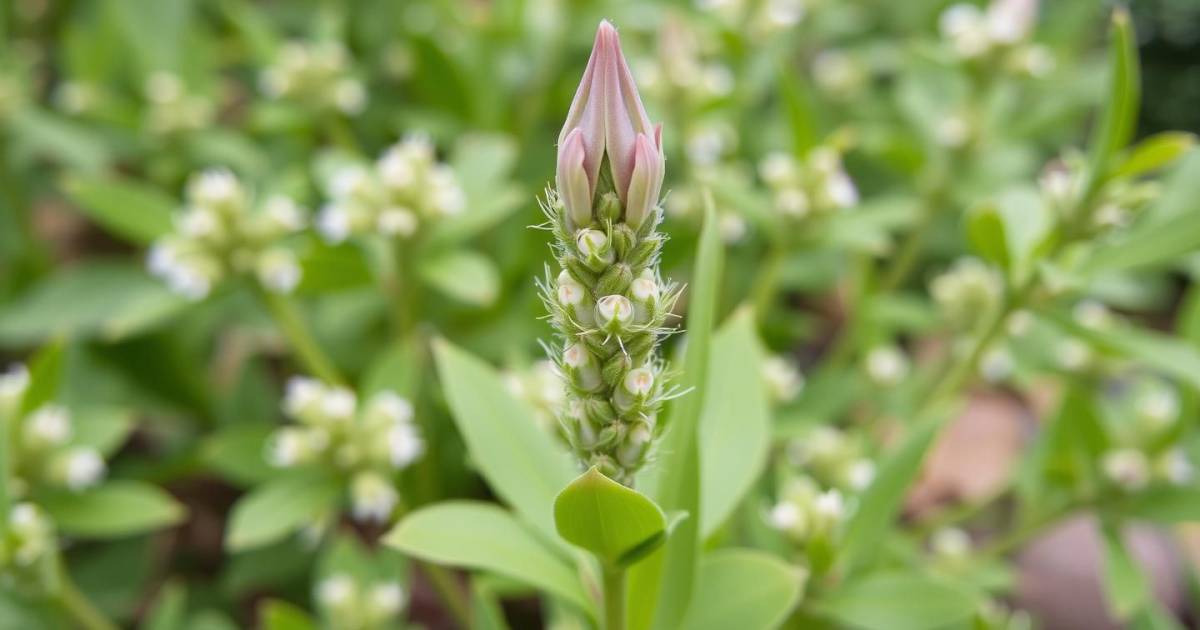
<box><xmin>1</xmin><ymin>0</ymin><xmax>1199</xmax><ymax>629</ymax></box>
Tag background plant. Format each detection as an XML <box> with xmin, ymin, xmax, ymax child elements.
<box><xmin>2</xmin><ymin>1</ymin><xmax>1200</xmax><ymax>629</ymax></box>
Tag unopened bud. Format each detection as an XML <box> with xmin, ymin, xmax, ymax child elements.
<box><xmin>1104</xmin><ymin>448</ymin><xmax>1150</xmax><ymax>491</ymax></box>
<box><xmin>563</xmin><ymin>343</ymin><xmax>603</xmax><ymax>392</ymax></box>
<box><xmin>596</xmin><ymin>295</ymin><xmax>634</xmax><ymax>332</ymax></box>
<box><xmin>576</xmin><ymin>229</ymin><xmax>614</xmax><ymax>271</ymax></box>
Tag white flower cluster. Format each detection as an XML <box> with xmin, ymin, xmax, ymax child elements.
<box><xmin>1</xmin><ymin>503</ymin><xmax>55</xmax><ymax>571</ymax></box>
<box><xmin>1103</xmin><ymin>384</ymin><xmax>1192</xmax><ymax>492</ymax></box>
<box><xmin>696</xmin><ymin>0</ymin><xmax>808</xmax><ymax>37</ymax></box>
<box><xmin>147</xmin><ymin>170</ymin><xmax>306</xmax><ymax>300</ymax></box>
<box><xmin>260</xmin><ymin>41</ymin><xmax>367</xmax><ymax>115</ymax></box>
<box><xmin>503</xmin><ymin>360</ymin><xmax>567</xmax><ymax>433</ymax></box>
<box><xmin>759</xmin><ymin>147</ymin><xmax>858</xmax><ymax>221</ymax></box>
<box><xmin>864</xmin><ymin>344</ymin><xmax>910</xmax><ymax>387</ymax></box>
<box><xmin>143</xmin><ymin>72</ymin><xmax>215</xmax><ymax>135</ymax></box>
<box><xmin>664</xmin><ymin>184</ymin><xmax>748</xmax><ymax>245</ymax></box>
<box><xmin>269</xmin><ymin>377</ymin><xmax>424</xmax><ymax>524</ymax></box>
<box><xmin>812</xmin><ymin>50</ymin><xmax>867</xmax><ymax>101</ymax></box>
<box><xmin>787</xmin><ymin>426</ymin><xmax>876</xmax><ymax>492</ymax></box>
<box><xmin>939</xmin><ymin>0</ymin><xmax>1054</xmax><ymax>76</ymax></box>
<box><xmin>930</xmin><ymin>258</ymin><xmax>1004</xmax><ymax>330</ymax></box>
<box><xmin>762</xmin><ymin>355</ymin><xmax>805</xmax><ymax>403</ymax></box>
<box><xmin>767</xmin><ymin>476</ymin><xmax>846</xmax><ymax>545</ymax></box>
<box><xmin>317</xmin><ymin>136</ymin><xmax>466</xmax><ymax>244</ymax></box>
<box><xmin>638</xmin><ymin>16</ymin><xmax>734</xmax><ymax>106</ymax></box>
<box><xmin>1</xmin><ymin>369</ymin><xmax>105</xmax><ymax>494</ymax></box>
<box><xmin>316</xmin><ymin>573</ymin><xmax>407</xmax><ymax>630</ymax></box>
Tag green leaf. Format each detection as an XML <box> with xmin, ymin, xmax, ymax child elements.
<box><xmin>679</xmin><ymin>550</ymin><xmax>804</xmax><ymax>630</ymax></box>
<box><xmin>258</xmin><ymin>600</ymin><xmax>317</xmax><ymax>630</ymax></box>
<box><xmin>18</xmin><ymin>341</ymin><xmax>66</xmax><ymax>417</ymax></box>
<box><xmin>432</xmin><ymin>339</ymin><xmax>575</xmax><ymax>540</ymax></box>
<box><xmin>141</xmin><ymin>581</ymin><xmax>187</xmax><ymax>630</ymax></box>
<box><xmin>419</xmin><ymin>251</ymin><xmax>500</xmax><ymax>306</ymax></box>
<box><xmin>201</xmin><ymin>424</ymin><xmax>277</xmax><ymax>487</ymax></box>
<box><xmin>295</xmin><ymin>241</ymin><xmax>373</xmax><ymax>295</ymax></box>
<box><xmin>39</xmin><ymin>480</ymin><xmax>186</xmax><ymax>538</ymax></box>
<box><xmin>629</xmin><ymin>194</ymin><xmax>723</xmax><ymax>630</ymax></box>
<box><xmin>8</xmin><ymin>108</ymin><xmax>111</xmax><ymax>173</ymax></box>
<box><xmin>554</xmin><ymin>467</ymin><xmax>667</xmax><ymax>567</ymax></box>
<box><xmin>1048</xmin><ymin>314</ymin><xmax>1200</xmax><ymax>390</ymax></box>
<box><xmin>383</xmin><ymin>501</ymin><xmax>590</xmax><ymax>612</ymax></box>
<box><xmin>813</xmin><ymin>571</ymin><xmax>981</xmax><ymax>630</ymax></box>
<box><xmin>0</xmin><ymin>262</ymin><xmax>188</xmax><ymax>346</ymax></box>
<box><xmin>840</xmin><ymin>415</ymin><xmax>942</xmax><ymax>572</ymax></box>
<box><xmin>62</xmin><ymin>175</ymin><xmax>175</xmax><ymax>245</ymax></box>
<box><xmin>1112</xmin><ymin>132</ymin><xmax>1197</xmax><ymax>180</ymax></box>
<box><xmin>224</xmin><ymin>472</ymin><xmax>341</xmax><ymax>552</ymax></box>
<box><xmin>965</xmin><ymin>204</ymin><xmax>1009</xmax><ymax>271</ymax></box>
<box><xmin>428</xmin><ymin>134</ymin><xmax>524</xmax><ymax>248</ymax></box>
<box><xmin>71</xmin><ymin>408</ymin><xmax>135</xmax><ymax>457</ymax></box>
<box><xmin>1108</xmin><ymin>485</ymin><xmax>1200</xmax><ymax>523</ymax></box>
<box><xmin>699</xmin><ymin>308</ymin><xmax>771</xmax><ymax>537</ymax></box>
<box><xmin>1081</xmin><ymin>198</ymin><xmax>1200</xmax><ymax>274</ymax></box>
<box><xmin>1101</xmin><ymin>522</ymin><xmax>1151</xmax><ymax>621</ymax></box>
<box><xmin>1086</xmin><ymin>8</ymin><xmax>1141</xmax><ymax>188</ymax></box>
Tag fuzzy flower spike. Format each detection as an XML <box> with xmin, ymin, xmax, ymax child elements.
<box><xmin>543</xmin><ymin>21</ymin><xmax>676</xmax><ymax>486</ymax></box>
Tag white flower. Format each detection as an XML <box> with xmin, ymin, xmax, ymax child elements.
<box><xmin>719</xmin><ymin>213</ymin><xmax>747</xmax><ymax>243</ymax></box>
<box><xmin>980</xmin><ymin>347</ymin><xmax>1015</xmax><ymax>383</ymax></box>
<box><xmin>557</xmin><ymin>270</ymin><xmax>585</xmax><ymax>306</ymax></box>
<box><xmin>367</xmin><ymin>391</ymin><xmax>415</xmax><ymax>426</ymax></box>
<box><xmin>317</xmin><ymin>573</ymin><xmax>358</xmax><ymax>609</ymax></box>
<box><xmin>935</xmin><ymin>115</ymin><xmax>971</xmax><ymax>148</ymax></box>
<box><xmin>1073</xmin><ymin>300</ymin><xmax>1111</xmax><ymax>330</ymax></box>
<box><xmin>940</xmin><ymin>4</ymin><xmax>990</xmax><ymax>58</ymax></box>
<box><xmin>256</xmin><ymin>249</ymin><xmax>302</xmax><ymax>294</ymax></box>
<box><xmin>764</xmin><ymin>0</ymin><xmax>806</xmax><ymax>28</ymax></box>
<box><xmin>775</xmin><ymin>188</ymin><xmax>810</xmax><ymax>218</ymax></box>
<box><xmin>321</xmin><ymin>387</ymin><xmax>358</xmax><ymax>423</ymax></box>
<box><xmin>1055</xmin><ymin>339</ymin><xmax>1092</xmax><ymax>371</ymax></box>
<box><xmin>824</xmin><ymin>171</ymin><xmax>858</xmax><ymax>209</ymax></box>
<box><xmin>377</xmin><ymin>207</ymin><xmax>418</xmax><ymax>237</ymax></box>
<box><xmin>845</xmin><ymin>459</ymin><xmax>876</xmax><ymax>491</ymax></box>
<box><xmin>759</xmin><ymin>152</ymin><xmax>796</xmax><ymax>185</ymax></box>
<box><xmin>316</xmin><ymin>203</ymin><xmax>352</xmax><ymax>243</ymax></box>
<box><xmin>63</xmin><ymin>448</ymin><xmax>106</xmax><ymax>491</ymax></box>
<box><xmin>284</xmin><ymin>376</ymin><xmax>325</xmax><ymax>417</ymax></box>
<box><xmin>986</xmin><ymin>0</ymin><xmax>1038</xmax><ymax>45</ymax></box>
<box><xmin>932</xmin><ymin>527</ymin><xmax>972</xmax><ymax>560</ymax></box>
<box><xmin>177</xmin><ymin>207</ymin><xmax>222</xmax><ymax>239</ymax></box>
<box><xmin>762</xmin><ymin>356</ymin><xmax>804</xmax><ymax>402</ymax></box>
<box><xmin>25</xmin><ymin>405</ymin><xmax>72</xmax><ymax>447</ymax></box>
<box><xmin>144</xmin><ymin>71</ymin><xmax>184</xmax><ymax>103</ymax></box>
<box><xmin>0</xmin><ymin>363</ymin><xmax>30</xmax><ymax>413</ymax></box>
<box><xmin>333</xmin><ymin>78</ymin><xmax>367</xmax><ymax>114</ymax></box>
<box><xmin>330</xmin><ymin>166</ymin><xmax>372</xmax><ymax>200</ymax></box>
<box><xmin>351</xmin><ymin>472</ymin><xmax>399</xmax><ymax>523</ymax></box>
<box><xmin>1157</xmin><ymin>448</ymin><xmax>1194</xmax><ymax>485</ymax></box>
<box><xmin>263</xmin><ymin>195</ymin><xmax>306</xmax><ymax>232</ymax></box>
<box><xmin>813</xmin><ymin>50</ymin><xmax>861</xmax><ymax>96</ymax></box>
<box><xmin>1006</xmin><ymin>309</ymin><xmax>1034</xmax><ymax>336</ymax></box>
<box><xmin>1137</xmin><ymin>388</ymin><xmax>1179</xmax><ymax>431</ymax></box>
<box><xmin>596</xmin><ymin>295</ymin><xmax>634</xmax><ymax>327</ymax></box>
<box><xmin>387</xmin><ymin>423</ymin><xmax>425</xmax><ymax>469</ymax></box>
<box><xmin>623</xmin><ymin>367</ymin><xmax>655</xmax><ymax>397</ymax></box>
<box><xmin>812</xmin><ymin>489</ymin><xmax>845</xmax><ymax>524</ymax></box>
<box><xmin>866</xmin><ymin>345</ymin><xmax>909</xmax><ymax>386</ymax></box>
<box><xmin>768</xmin><ymin>501</ymin><xmax>803</xmax><ymax>531</ymax></box>
<box><xmin>1103</xmin><ymin>448</ymin><xmax>1150</xmax><ymax>491</ymax></box>
<box><xmin>367</xmin><ymin>582</ymin><xmax>406</xmax><ymax>618</ymax></box>
<box><xmin>188</xmin><ymin>169</ymin><xmax>243</xmax><ymax>209</ymax></box>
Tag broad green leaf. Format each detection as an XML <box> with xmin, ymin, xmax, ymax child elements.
<box><xmin>258</xmin><ymin>600</ymin><xmax>317</xmax><ymax>630</ymax></box>
<box><xmin>1108</xmin><ymin>485</ymin><xmax>1200</xmax><ymax>523</ymax></box>
<box><xmin>8</xmin><ymin>108</ymin><xmax>111</xmax><ymax>173</ymax></box>
<box><xmin>202</xmin><ymin>424</ymin><xmax>277</xmax><ymax>487</ymax></box>
<box><xmin>699</xmin><ymin>308</ymin><xmax>771</xmax><ymax>537</ymax></box>
<box><xmin>141</xmin><ymin>581</ymin><xmax>186</xmax><ymax>630</ymax></box>
<box><xmin>383</xmin><ymin>501</ymin><xmax>590</xmax><ymax>612</ymax></box>
<box><xmin>72</xmin><ymin>408</ymin><xmax>135</xmax><ymax>457</ymax></box>
<box><xmin>432</xmin><ymin>339</ymin><xmax>575</xmax><ymax>540</ymax></box>
<box><xmin>62</xmin><ymin>175</ymin><xmax>175</xmax><ymax>245</ymax></box>
<box><xmin>419</xmin><ymin>251</ymin><xmax>500</xmax><ymax>306</ymax></box>
<box><xmin>840</xmin><ymin>416</ymin><xmax>942</xmax><ymax>572</ymax></box>
<box><xmin>1101</xmin><ymin>522</ymin><xmax>1151</xmax><ymax>621</ymax></box>
<box><xmin>18</xmin><ymin>341</ymin><xmax>66</xmax><ymax>417</ymax></box>
<box><xmin>427</xmin><ymin>134</ymin><xmax>524</xmax><ymax>248</ymax></box>
<box><xmin>295</xmin><ymin>241</ymin><xmax>373</xmax><ymax>295</ymax></box>
<box><xmin>813</xmin><ymin>571</ymin><xmax>981</xmax><ymax>630</ymax></box>
<box><xmin>1086</xmin><ymin>8</ymin><xmax>1140</xmax><ymax>190</ymax></box>
<box><xmin>679</xmin><ymin>550</ymin><xmax>804</xmax><ymax>630</ymax></box>
<box><xmin>630</xmin><ymin>196</ymin><xmax>723</xmax><ymax>630</ymax></box>
<box><xmin>0</xmin><ymin>262</ymin><xmax>188</xmax><ymax>346</ymax></box>
<box><xmin>1049</xmin><ymin>314</ymin><xmax>1200</xmax><ymax>390</ymax></box>
<box><xmin>965</xmin><ymin>203</ymin><xmax>1009</xmax><ymax>271</ymax></box>
<box><xmin>39</xmin><ymin>480</ymin><xmax>186</xmax><ymax>538</ymax></box>
<box><xmin>554</xmin><ymin>467</ymin><xmax>667</xmax><ymax>567</ymax></box>
<box><xmin>1081</xmin><ymin>201</ymin><xmax>1200</xmax><ymax>274</ymax></box>
<box><xmin>1112</xmin><ymin>132</ymin><xmax>1197</xmax><ymax>180</ymax></box>
<box><xmin>225</xmin><ymin>472</ymin><xmax>341</xmax><ymax>552</ymax></box>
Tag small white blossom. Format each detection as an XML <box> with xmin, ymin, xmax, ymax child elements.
<box><xmin>387</xmin><ymin>423</ymin><xmax>425</xmax><ymax>469</ymax></box>
<box><xmin>316</xmin><ymin>204</ymin><xmax>353</xmax><ymax>243</ymax></box>
<box><xmin>1137</xmin><ymin>387</ymin><xmax>1179</xmax><ymax>432</ymax></box>
<box><xmin>1104</xmin><ymin>448</ymin><xmax>1150</xmax><ymax>491</ymax></box>
<box><xmin>762</xmin><ymin>356</ymin><xmax>804</xmax><ymax>402</ymax></box>
<box><xmin>377</xmin><ymin>207</ymin><xmax>418</xmax><ymax>237</ymax></box>
<box><xmin>367</xmin><ymin>582</ymin><xmax>406</xmax><ymax>618</ymax></box>
<box><xmin>845</xmin><ymin>459</ymin><xmax>876</xmax><ymax>491</ymax></box>
<box><xmin>931</xmin><ymin>527</ymin><xmax>972</xmax><ymax>560</ymax></box>
<box><xmin>866</xmin><ymin>345</ymin><xmax>909</xmax><ymax>386</ymax></box>
<box><xmin>317</xmin><ymin>573</ymin><xmax>358</xmax><ymax>609</ymax></box>
<box><xmin>63</xmin><ymin>448</ymin><xmax>106</xmax><ymax>491</ymax></box>
<box><xmin>321</xmin><ymin>387</ymin><xmax>358</xmax><ymax>423</ymax></box>
<box><xmin>25</xmin><ymin>405</ymin><xmax>72</xmax><ymax>448</ymax></box>
<box><xmin>367</xmin><ymin>391</ymin><xmax>415</xmax><ymax>426</ymax></box>
<box><xmin>768</xmin><ymin>501</ymin><xmax>803</xmax><ymax>532</ymax></box>
<box><xmin>256</xmin><ymin>249</ymin><xmax>302</xmax><ymax>294</ymax></box>
<box><xmin>351</xmin><ymin>472</ymin><xmax>399</xmax><ymax>523</ymax></box>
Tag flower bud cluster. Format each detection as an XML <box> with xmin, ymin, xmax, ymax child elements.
<box><xmin>260</xmin><ymin>41</ymin><xmax>367</xmax><ymax>115</ymax></box>
<box><xmin>316</xmin><ymin>135</ymin><xmax>466</xmax><ymax>244</ymax></box>
<box><xmin>786</xmin><ymin>426</ymin><xmax>876</xmax><ymax>492</ymax></box>
<box><xmin>269</xmin><ymin>377</ymin><xmax>424</xmax><ymax>524</ymax></box>
<box><xmin>696</xmin><ymin>0</ymin><xmax>808</xmax><ymax>37</ymax></box>
<box><xmin>0</xmin><ymin>503</ymin><xmax>55</xmax><ymax>575</ymax></box>
<box><xmin>767</xmin><ymin>476</ymin><xmax>847</xmax><ymax>546</ymax></box>
<box><xmin>664</xmin><ymin>184</ymin><xmax>748</xmax><ymax>245</ymax></box>
<box><xmin>0</xmin><ymin>370</ymin><xmax>107</xmax><ymax>497</ymax></box>
<box><xmin>637</xmin><ymin>16</ymin><xmax>734</xmax><ymax>106</ymax></box>
<box><xmin>758</xmin><ymin>146</ymin><xmax>858</xmax><ymax>221</ymax></box>
<box><xmin>143</xmin><ymin>71</ymin><xmax>215</xmax><ymax>135</ymax></box>
<box><xmin>1102</xmin><ymin>383</ymin><xmax>1192</xmax><ymax>492</ymax></box>
<box><xmin>930</xmin><ymin>257</ymin><xmax>1003</xmax><ymax>330</ymax></box>
<box><xmin>543</xmin><ymin>22</ymin><xmax>677</xmax><ymax>485</ymax></box>
<box><xmin>315</xmin><ymin>572</ymin><xmax>407</xmax><ymax>630</ymax></box>
<box><xmin>762</xmin><ymin>355</ymin><xmax>805</xmax><ymax>403</ymax></box>
<box><xmin>503</xmin><ymin>360</ymin><xmax>567</xmax><ymax>435</ymax></box>
<box><xmin>148</xmin><ymin>170</ymin><xmax>306</xmax><ymax>300</ymax></box>
<box><xmin>864</xmin><ymin>344</ymin><xmax>910</xmax><ymax>387</ymax></box>
<box><xmin>812</xmin><ymin>50</ymin><xmax>868</xmax><ymax>101</ymax></box>
<box><xmin>1039</xmin><ymin>157</ymin><xmax>1161</xmax><ymax>234</ymax></box>
<box><xmin>939</xmin><ymin>0</ymin><xmax>1054</xmax><ymax>77</ymax></box>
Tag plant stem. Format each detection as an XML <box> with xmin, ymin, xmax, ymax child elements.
<box><xmin>422</xmin><ymin>562</ymin><xmax>473</xmax><ymax>629</ymax></box>
<box><xmin>750</xmin><ymin>241</ymin><xmax>787</xmax><ymax>323</ymax></box>
<box><xmin>58</xmin><ymin>567</ymin><xmax>118</xmax><ymax>630</ymax></box>
<box><xmin>602</xmin><ymin>565</ymin><xmax>626</xmax><ymax>630</ymax></box>
<box><xmin>258</xmin><ymin>289</ymin><xmax>343</xmax><ymax>384</ymax></box>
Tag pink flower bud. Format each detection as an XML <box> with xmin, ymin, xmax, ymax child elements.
<box><xmin>624</xmin><ymin>130</ymin><xmax>664</xmax><ymax>229</ymax></box>
<box><xmin>557</xmin><ymin>21</ymin><xmax>661</xmax><ymax>216</ymax></box>
<box><xmin>557</xmin><ymin>128</ymin><xmax>594</xmax><ymax>226</ymax></box>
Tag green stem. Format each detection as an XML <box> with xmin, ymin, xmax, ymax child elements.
<box><xmin>258</xmin><ymin>289</ymin><xmax>342</xmax><ymax>384</ymax></box>
<box><xmin>602</xmin><ymin>565</ymin><xmax>626</xmax><ymax>630</ymax></box>
<box><xmin>750</xmin><ymin>242</ymin><xmax>787</xmax><ymax>322</ymax></box>
<box><xmin>58</xmin><ymin>567</ymin><xmax>118</xmax><ymax>630</ymax></box>
<box><xmin>423</xmin><ymin>562</ymin><xmax>473</xmax><ymax>629</ymax></box>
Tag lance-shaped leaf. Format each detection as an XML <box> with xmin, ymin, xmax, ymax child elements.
<box><xmin>554</xmin><ymin>467</ymin><xmax>667</xmax><ymax>567</ymax></box>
